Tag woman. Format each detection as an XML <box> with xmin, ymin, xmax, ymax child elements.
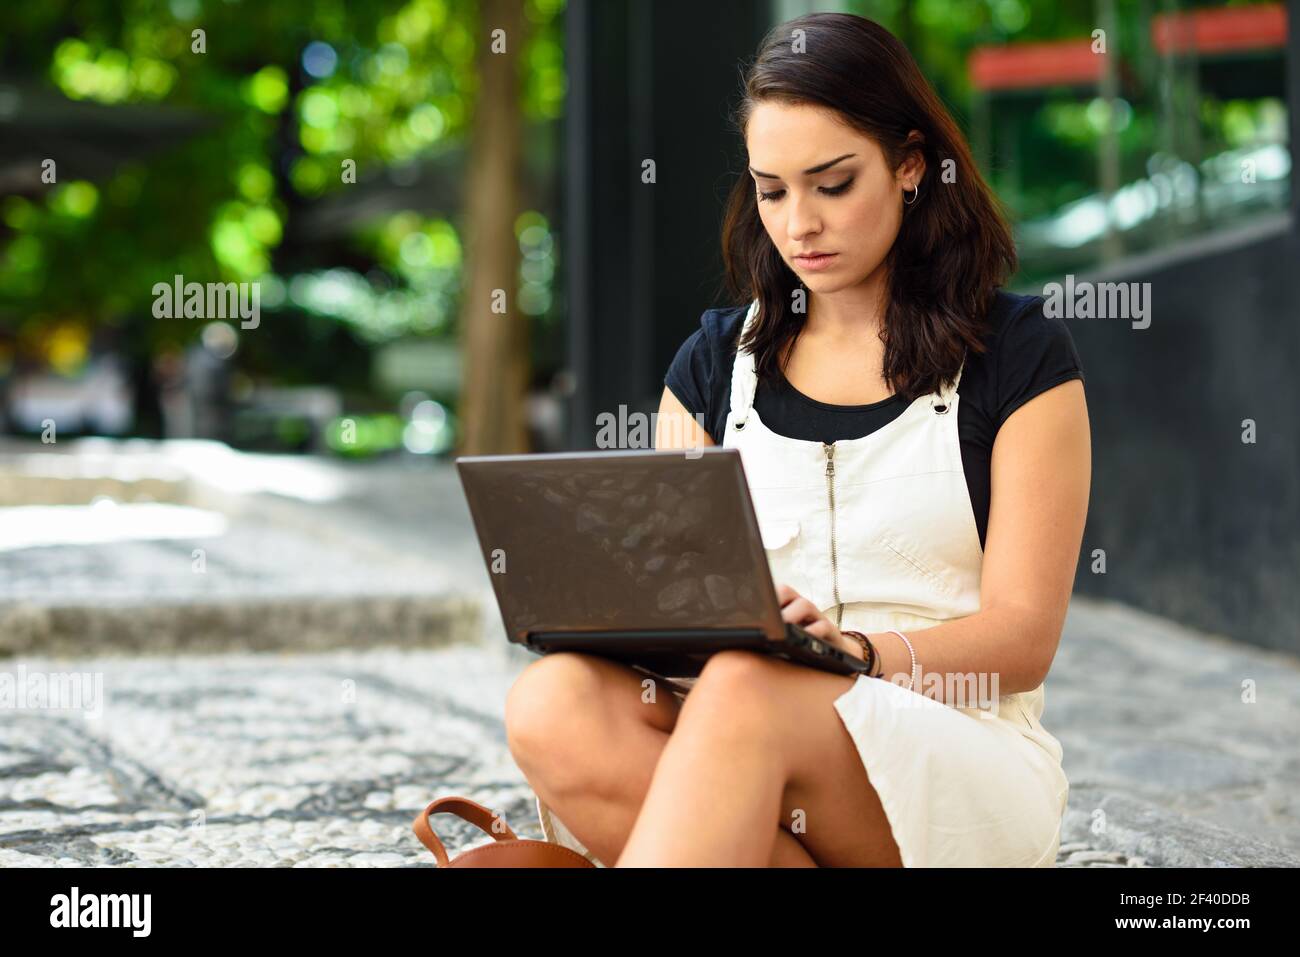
<box><xmin>505</xmin><ymin>11</ymin><xmax>1089</xmax><ymax>867</ymax></box>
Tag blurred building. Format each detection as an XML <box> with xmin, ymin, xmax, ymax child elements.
<box><xmin>560</xmin><ymin>0</ymin><xmax>1300</xmax><ymax>654</ymax></box>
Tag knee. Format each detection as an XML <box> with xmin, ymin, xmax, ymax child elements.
<box><xmin>504</xmin><ymin>652</ymin><xmax>607</xmax><ymax>783</ymax></box>
<box><xmin>687</xmin><ymin>650</ymin><xmax>782</xmax><ymax>735</ymax></box>
<box><xmin>695</xmin><ymin>648</ymin><xmax>781</xmax><ymax>691</ymax></box>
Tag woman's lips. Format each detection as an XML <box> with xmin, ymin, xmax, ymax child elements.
<box><xmin>793</xmin><ymin>252</ymin><xmax>838</xmax><ymax>271</ymax></box>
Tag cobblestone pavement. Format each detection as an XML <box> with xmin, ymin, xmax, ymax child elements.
<box><xmin>0</xmin><ymin>645</ymin><xmax>523</xmax><ymax>868</ymax></box>
<box><xmin>5</xmin><ymin>592</ymin><xmax>1298</xmax><ymax>868</ymax></box>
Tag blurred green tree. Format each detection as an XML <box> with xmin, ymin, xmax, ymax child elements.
<box><xmin>0</xmin><ymin>0</ymin><xmax>564</xmax><ymax>451</ymax></box>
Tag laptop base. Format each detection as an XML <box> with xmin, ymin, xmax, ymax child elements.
<box><xmin>521</xmin><ymin>625</ymin><xmax>870</xmax><ymax>681</ymax></box>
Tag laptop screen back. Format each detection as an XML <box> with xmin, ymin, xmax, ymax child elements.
<box><xmin>456</xmin><ymin>448</ymin><xmax>781</xmax><ymax>643</ymax></box>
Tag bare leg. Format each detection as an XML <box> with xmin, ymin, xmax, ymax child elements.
<box><xmin>537</xmin><ymin>723</ymin><xmax>817</xmax><ymax>867</ymax></box>
<box><xmin>616</xmin><ymin>651</ymin><xmax>903</xmax><ymax>867</ymax></box>
<box><xmin>506</xmin><ymin>654</ymin><xmax>818</xmax><ymax>866</ymax></box>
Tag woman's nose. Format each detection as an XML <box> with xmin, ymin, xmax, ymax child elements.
<box><xmin>785</xmin><ymin>194</ymin><xmax>821</xmax><ymax>240</ymax></box>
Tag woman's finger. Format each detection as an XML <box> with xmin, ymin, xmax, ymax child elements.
<box><xmin>800</xmin><ymin>619</ymin><xmax>836</xmax><ymax>640</ymax></box>
<box><xmin>780</xmin><ymin>596</ymin><xmax>820</xmax><ymax>626</ymax></box>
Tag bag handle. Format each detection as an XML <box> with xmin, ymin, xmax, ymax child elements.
<box><xmin>412</xmin><ymin>796</ymin><xmax>520</xmax><ymax>866</ymax></box>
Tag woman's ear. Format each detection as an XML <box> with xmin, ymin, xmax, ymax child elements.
<box><xmin>897</xmin><ymin>129</ymin><xmax>927</xmax><ymax>187</ymax></box>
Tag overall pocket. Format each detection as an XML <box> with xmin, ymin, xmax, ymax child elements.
<box><xmin>876</xmin><ymin>531</ymin><xmax>958</xmax><ymax>600</ymax></box>
<box><xmin>757</xmin><ymin>516</ymin><xmax>804</xmax><ymax>596</ymax></box>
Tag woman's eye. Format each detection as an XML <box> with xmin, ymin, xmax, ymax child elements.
<box><xmin>757</xmin><ymin>178</ymin><xmax>854</xmax><ymax>203</ymax></box>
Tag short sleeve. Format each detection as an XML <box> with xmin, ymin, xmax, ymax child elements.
<box><xmin>995</xmin><ymin>297</ymin><xmax>1085</xmax><ymax>429</ymax></box>
<box><xmin>664</xmin><ymin>326</ymin><xmax>714</xmax><ymax>424</ymax></box>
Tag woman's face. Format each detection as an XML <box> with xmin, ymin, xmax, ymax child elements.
<box><xmin>746</xmin><ymin>100</ymin><xmax>922</xmax><ymax>295</ymax></box>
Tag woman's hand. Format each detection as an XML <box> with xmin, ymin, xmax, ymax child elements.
<box><xmin>775</xmin><ymin>583</ymin><xmax>865</xmax><ymax>662</ymax></box>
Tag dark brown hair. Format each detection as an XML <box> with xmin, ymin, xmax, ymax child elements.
<box><xmin>720</xmin><ymin>12</ymin><xmax>1018</xmax><ymax>400</ymax></box>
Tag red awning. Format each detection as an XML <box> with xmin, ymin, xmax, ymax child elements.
<box><xmin>969</xmin><ymin>39</ymin><xmax>1105</xmax><ymax>92</ymax></box>
<box><xmin>1152</xmin><ymin>3</ymin><xmax>1287</xmax><ymax>56</ymax></box>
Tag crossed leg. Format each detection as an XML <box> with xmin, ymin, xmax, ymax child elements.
<box><xmin>506</xmin><ymin>651</ymin><xmax>818</xmax><ymax>866</ymax></box>
<box><xmin>615</xmin><ymin>648</ymin><xmax>903</xmax><ymax>867</ymax></box>
<box><xmin>505</xmin><ymin>649</ymin><xmax>903</xmax><ymax>867</ymax></box>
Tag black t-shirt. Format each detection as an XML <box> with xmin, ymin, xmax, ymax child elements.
<box><xmin>663</xmin><ymin>290</ymin><xmax>1085</xmax><ymax>551</ymax></box>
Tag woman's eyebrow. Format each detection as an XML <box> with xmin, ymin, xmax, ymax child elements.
<box><xmin>748</xmin><ymin>153</ymin><xmax>856</xmax><ymax>180</ymax></box>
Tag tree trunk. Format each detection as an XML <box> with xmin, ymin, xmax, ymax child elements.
<box><xmin>457</xmin><ymin>0</ymin><xmax>530</xmax><ymax>454</ymax></box>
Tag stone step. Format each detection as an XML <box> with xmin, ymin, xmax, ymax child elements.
<box><xmin>0</xmin><ymin>593</ymin><xmax>481</xmax><ymax>657</ymax></box>
<box><xmin>0</xmin><ymin>440</ymin><xmax>485</xmax><ymax>656</ymax></box>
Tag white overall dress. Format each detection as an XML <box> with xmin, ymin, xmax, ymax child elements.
<box><xmin>535</xmin><ymin>299</ymin><xmax>1070</xmax><ymax>867</ymax></box>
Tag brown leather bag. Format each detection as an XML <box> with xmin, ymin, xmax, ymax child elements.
<box><xmin>412</xmin><ymin>796</ymin><xmax>598</xmax><ymax>867</ymax></box>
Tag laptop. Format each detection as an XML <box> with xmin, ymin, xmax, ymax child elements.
<box><xmin>455</xmin><ymin>446</ymin><xmax>871</xmax><ymax>691</ymax></box>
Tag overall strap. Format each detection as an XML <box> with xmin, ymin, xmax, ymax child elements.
<box><xmin>931</xmin><ymin>349</ymin><xmax>967</xmax><ymax>413</ymax></box>
<box><xmin>728</xmin><ymin>299</ymin><xmax>761</xmax><ymax>428</ymax></box>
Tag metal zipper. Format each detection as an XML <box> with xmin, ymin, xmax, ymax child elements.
<box><xmin>823</xmin><ymin>441</ymin><xmax>843</xmax><ymax>628</ymax></box>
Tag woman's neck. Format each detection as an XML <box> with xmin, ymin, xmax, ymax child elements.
<box><xmin>805</xmin><ymin>269</ymin><xmax>890</xmax><ymax>341</ymax></box>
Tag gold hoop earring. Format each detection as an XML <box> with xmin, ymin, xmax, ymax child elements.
<box><xmin>903</xmin><ymin>182</ymin><xmax>920</xmax><ymax>206</ymax></box>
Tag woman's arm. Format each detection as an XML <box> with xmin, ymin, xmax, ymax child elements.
<box><xmin>654</xmin><ymin>386</ymin><xmax>716</xmax><ymax>451</ymax></box>
<box><xmin>868</xmin><ymin>378</ymin><xmax>1091</xmax><ymax>699</ymax></box>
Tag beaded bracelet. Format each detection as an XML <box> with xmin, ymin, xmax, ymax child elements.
<box><xmin>882</xmin><ymin>628</ymin><xmax>919</xmax><ymax>691</ymax></box>
<box><xmin>840</xmin><ymin>630</ymin><xmax>881</xmax><ymax>678</ymax></box>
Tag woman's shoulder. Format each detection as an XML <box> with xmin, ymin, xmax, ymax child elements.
<box><xmin>967</xmin><ymin>289</ymin><xmax>1083</xmax><ymax>366</ymax></box>
<box><xmin>664</xmin><ymin>304</ymin><xmax>751</xmax><ymax>434</ymax></box>
<box><xmin>983</xmin><ymin>288</ymin><xmax>1054</xmax><ymax>341</ymax></box>
<box><xmin>666</xmin><ymin>304</ymin><xmax>749</xmax><ymax>384</ymax></box>
<box><xmin>670</xmin><ymin>303</ymin><xmax>749</xmax><ymax>357</ymax></box>
<box><xmin>965</xmin><ymin>287</ymin><xmax>1085</xmax><ymax>428</ymax></box>
<box><xmin>698</xmin><ymin>303</ymin><xmax>751</xmax><ymax>355</ymax></box>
